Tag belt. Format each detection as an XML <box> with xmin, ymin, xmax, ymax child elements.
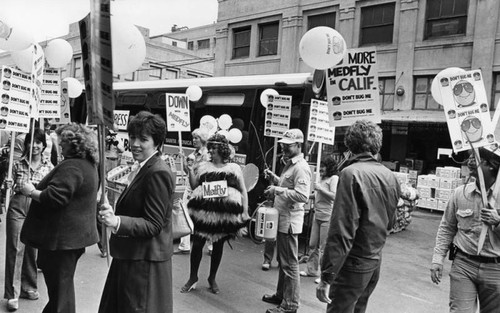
<box><xmin>458</xmin><ymin>249</ymin><xmax>500</xmax><ymax>264</ymax></box>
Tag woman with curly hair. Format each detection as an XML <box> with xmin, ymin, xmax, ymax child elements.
<box><xmin>300</xmin><ymin>156</ymin><xmax>338</xmax><ymax>281</ymax></box>
<box><xmin>181</xmin><ymin>133</ymin><xmax>249</xmax><ymax>294</ymax></box>
<box><xmin>20</xmin><ymin>123</ymin><xmax>99</xmax><ymax>313</ymax></box>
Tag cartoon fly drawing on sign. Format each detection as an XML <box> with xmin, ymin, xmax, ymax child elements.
<box><xmin>453</xmin><ymin>80</ymin><xmax>475</xmax><ymax>108</ymax></box>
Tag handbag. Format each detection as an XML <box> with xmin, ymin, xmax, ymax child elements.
<box><xmin>172</xmin><ymin>200</ymin><xmax>194</xmax><ymax>240</ymax></box>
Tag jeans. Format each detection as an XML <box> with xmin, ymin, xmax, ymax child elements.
<box><xmin>4</xmin><ymin>195</ymin><xmax>37</xmax><ymax>300</ymax></box>
<box><xmin>305</xmin><ymin>218</ymin><xmax>330</xmax><ymax>277</ymax></box>
<box><xmin>275</xmin><ymin>231</ymin><xmax>300</xmax><ymax>310</ymax></box>
<box><xmin>449</xmin><ymin>253</ymin><xmax>500</xmax><ymax>313</ymax></box>
<box><xmin>264</xmin><ymin>240</ymin><xmax>276</xmax><ymax>264</ymax></box>
<box><xmin>327</xmin><ymin>257</ymin><xmax>381</xmax><ymax>313</ymax></box>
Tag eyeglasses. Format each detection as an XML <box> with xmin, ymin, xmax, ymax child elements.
<box><xmin>461</xmin><ymin>118</ymin><xmax>481</xmax><ymax>132</ymax></box>
<box><xmin>453</xmin><ymin>82</ymin><xmax>474</xmax><ymax>96</ymax></box>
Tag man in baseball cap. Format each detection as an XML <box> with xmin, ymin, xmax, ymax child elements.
<box><xmin>263</xmin><ymin>128</ymin><xmax>311</xmax><ymax>313</ymax></box>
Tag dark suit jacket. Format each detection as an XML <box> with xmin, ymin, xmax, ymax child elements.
<box><xmin>110</xmin><ymin>154</ymin><xmax>175</xmax><ymax>261</ymax></box>
<box><xmin>21</xmin><ymin>158</ymin><xmax>99</xmax><ymax>250</ymax></box>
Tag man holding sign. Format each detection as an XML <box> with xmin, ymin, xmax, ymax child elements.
<box><xmin>431</xmin><ymin>146</ymin><xmax>500</xmax><ymax>312</ymax></box>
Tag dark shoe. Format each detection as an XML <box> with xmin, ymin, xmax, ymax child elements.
<box><xmin>180</xmin><ymin>279</ymin><xmax>198</xmax><ymax>293</ymax></box>
<box><xmin>208</xmin><ymin>279</ymin><xmax>220</xmax><ymax>294</ymax></box>
<box><xmin>262</xmin><ymin>294</ymin><xmax>282</xmax><ymax>305</ymax></box>
<box><xmin>174</xmin><ymin>249</ymin><xmax>190</xmax><ymax>255</ymax></box>
<box><xmin>266</xmin><ymin>306</ymin><xmax>297</xmax><ymax>313</ymax></box>
<box><xmin>20</xmin><ymin>290</ymin><xmax>39</xmax><ymax>300</ymax></box>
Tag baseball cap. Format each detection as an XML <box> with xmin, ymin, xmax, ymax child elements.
<box><xmin>278</xmin><ymin>129</ymin><xmax>304</xmax><ymax>144</ymax></box>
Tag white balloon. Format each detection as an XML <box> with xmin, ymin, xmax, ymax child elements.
<box><xmin>228</xmin><ymin>128</ymin><xmax>243</xmax><ymax>143</ymax></box>
<box><xmin>186</xmin><ymin>85</ymin><xmax>202</xmax><ymax>102</ymax></box>
<box><xmin>0</xmin><ymin>18</ymin><xmax>34</xmax><ymax>51</ymax></box>
<box><xmin>63</xmin><ymin>77</ymin><xmax>83</xmax><ymax>98</ymax></box>
<box><xmin>299</xmin><ymin>26</ymin><xmax>346</xmax><ymax>70</ymax></box>
<box><xmin>218</xmin><ymin>114</ymin><xmax>233</xmax><ymax>130</ymax></box>
<box><xmin>217</xmin><ymin>129</ymin><xmax>229</xmax><ymax>139</ymax></box>
<box><xmin>111</xmin><ymin>17</ymin><xmax>146</xmax><ymax>75</ymax></box>
<box><xmin>431</xmin><ymin>67</ymin><xmax>466</xmax><ymax>104</ymax></box>
<box><xmin>45</xmin><ymin>39</ymin><xmax>73</xmax><ymax>68</ymax></box>
<box><xmin>200</xmin><ymin>115</ymin><xmax>217</xmax><ymax>131</ymax></box>
<box><xmin>260</xmin><ymin>88</ymin><xmax>279</xmax><ymax>108</ymax></box>
<box><xmin>11</xmin><ymin>43</ymin><xmax>43</xmax><ymax>73</ymax></box>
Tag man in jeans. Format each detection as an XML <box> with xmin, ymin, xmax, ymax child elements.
<box><xmin>316</xmin><ymin>120</ymin><xmax>400</xmax><ymax>312</ymax></box>
<box><xmin>262</xmin><ymin>129</ymin><xmax>311</xmax><ymax>313</ymax></box>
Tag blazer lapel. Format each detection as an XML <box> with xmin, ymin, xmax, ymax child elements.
<box><xmin>116</xmin><ymin>155</ymin><xmax>159</xmax><ymax>207</ymax></box>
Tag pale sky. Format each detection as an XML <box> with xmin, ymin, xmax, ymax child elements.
<box><xmin>0</xmin><ymin>0</ymin><xmax>219</xmax><ymax>42</ymax></box>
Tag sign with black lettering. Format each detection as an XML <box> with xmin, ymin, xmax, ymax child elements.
<box><xmin>165</xmin><ymin>93</ymin><xmax>191</xmax><ymax>132</ymax></box>
<box><xmin>308</xmin><ymin>99</ymin><xmax>335</xmax><ymax>145</ymax></box>
<box><xmin>1</xmin><ymin>66</ymin><xmax>31</xmax><ymax>133</ymax></box>
<box><xmin>39</xmin><ymin>68</ymin><xmax>60</xmax><ymax>118</ymax></box>
<box><xmin>326</xmin><ymin>47</ymin><xmax>381</xmax><ymax>127</ymax></box>
<box><xmin>264</xmin><ymin>95</ymin><xmax>292</xmax><ymax>138</ymax></box>
<box><xmin>114</xmin><ymin>110</ymin><xmax>129</xmax><ymax>130</ymax></box>
<box><xmin>202</xmin><ymin>180</ymin><xmax>228</xmax><ymax>199</ymax></box>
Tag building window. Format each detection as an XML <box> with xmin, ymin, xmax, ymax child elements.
<box><xmin>197</xmin><ymin>39</ymin><xmax>210</xmax><ymax>50</ymax></box>
<box><xmin>149</xmin><ymin>66</ymin><xmax>162</xmax><ymax>80</ymax></box>
<box><xmin>413</xmin><ymin>77</ymin><xmax>441</xmax><ymax>110</ymax></box>
<box><xmin>172</xmin><ymin>41</ymin><xmax>177</xmax><ymax>47</ymax></box>
<box><xmin>232</xmin><ymin>26</ymin><xmax>251</xmax><ymax>59</ymax></box>
<box><xmin>259</xmin><ymin>22</ymin><xmax>279</xmax><ymax>56</ymax></box>
<box><xmin>308</xmin><ymin>12</ymin><xmax>336</xmax><ymax>30</ymax></box>
<box><xmin>73</xmin><ymin>57</ymin><xmax>82</xmax><ymax>77</ymax></box>
<box><xmin>425</xmin><ymin>0</ymin><xmax>468</xmax><ymax>39</ymax></box>
<box><xmin>379</xmin><ymin>77</ymin><xmax>395</xmax><ymax>110</ymax></box>
<box><xmin>360</xmin><ymin>3</ymin><xmax>395</xmax><ymax>45</ymax></box>
<box><xmin>164</xmin><ymin>69</ymin><xmax>178</xmax><ymax>80</ymax></box>
<box><xmin>188</xmin><ymin>41</ymin><xmax>194</xmax><ymax>50</ymax></box>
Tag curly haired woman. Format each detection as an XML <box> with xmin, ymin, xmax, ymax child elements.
<box><xmin>181</xmin><ymin>133</ymin><xmax>249</xmax><ymax>294</ymax></box>
<box><xmin>20</xmin><ymin>123</ymin><xmax>99</xmax><ymax>313</ymax></box>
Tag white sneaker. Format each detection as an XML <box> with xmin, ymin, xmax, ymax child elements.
<box><xmin>207</xmin><ymin>244</ymin><xmax>213</xmax><ymax>255</ymax></box>
<box><xmin>262</xmin><ymin>262</ymin><xmax>270</xmax><ymax>271</ymax></box>
<box><xmin>315</xmin><ymin>278</ymin><xmax>320</xmax><ymax>284</ymax></box>
<box><xmin>7</xmin><ymin>298</ymin><xmax>19</xmax><ymax>311</ymax></box>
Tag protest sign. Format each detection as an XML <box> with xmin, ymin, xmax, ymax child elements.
<box><xmin>308</xmin><ymin>99</ymin><xmax>335</xmax><ymax>144</ymax></box>
<box><xmin>166</xmin><ymin>93</ymin><xmax>191</xmax><ymax>132</ymax></box>
<box><xmin>1</xmin><ymin>66</ymin><xmax>31</xmax><ymax>133</ymax></box>
<box><xmin>264</xmin><ymin>95</ymin><xmax>292</xmax><ymax>138</ymax></box>
<box><xmin>114</xmin><ymin>110</ymin><xmax>129</xmax><ymax>131</ymax></box>
<box><xmin>39</xmin><ymin>68</ymin><xmax>60</xmax><ymax>118</ymax></box>
<box><xmin>326</xmin><ymin>47</ymin><xmax>381</xmax><ymax>127</ymax></box>
<box><xmin>438</xmin><ymin>69</ymin><xmax>495</xmax><ymax>153</ymax></box>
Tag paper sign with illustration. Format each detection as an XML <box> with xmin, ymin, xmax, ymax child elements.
<box><xmin>326</xmin><ymin>47</ymin><xmax>381</xmax><ymax>127</ymax></box>
<box><xmin>264</xmin><ymin>95</ymin><xmax>292</xmax><ymax>138</ymax></box>
<box><xmin>438</xmin><ymin>69</ymin><xmax>495</xmax><ymax>153</ymax></box>
<box><xmin>308</xmin><ymin>99</ymin><xmax>335</xmax><ymax>144</ymax></box>
<box><xmin>1</xmin><ymin>66</ymin><xmax>31</xmax><ymax>133</ymax></box>
<box><xmin>39</xmin><ymin>68</ymin><xmax>60</xmax><ymax>118</ymax></box>
<box><xmin>166</xmin><ymin>93</ymin><xmax>191</xmax><ymax>132</ymax></box>
<box><xmin>202</xmin><ymin>180</ymin><xmax>228</xmax><ymax>198</ymax></box>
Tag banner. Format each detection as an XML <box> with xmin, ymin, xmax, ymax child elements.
<box><xmin>438</xmin><ymin>69</ymin><xmax>495</xmax><ymax>152</ymax></box>
<box><xmin>1</xmin><ymin>66</ymin><xmax>31</xmax><ymax>133</ymax></box>
<box><xmin>326</xmin><ymin>47</ymin><xmax>381</xmax><ymax>127</ymax></box>
<box><xmin>264</xmin><ymin>95</ymin><xmax>292</xmax><ymax>138</ymax></box>
<box><xmin>307</xmin><ymin>99</ymin><xmax>335</xmax><ymax>144</ymax></box>
<box><xmin>166</xmin><ymin>93</ymin><xmax>191</xmax><ymax>132</ymax></box>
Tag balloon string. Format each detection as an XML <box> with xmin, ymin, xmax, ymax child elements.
<box><xmin>249</xmin><ymin>121</ymin><xmax>269</xmax><ymax>170</ymax></box>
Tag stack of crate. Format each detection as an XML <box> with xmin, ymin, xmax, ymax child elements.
<box><xmin>417</xmin><ymin>167</ymin><xmax>463</xmax><ymax>211</ymax></box>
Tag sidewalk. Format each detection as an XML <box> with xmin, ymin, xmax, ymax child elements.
<box><xmin>0</xmin><ymin>209</ymin><xmax>450</xmax><ymax>312</ymax></box>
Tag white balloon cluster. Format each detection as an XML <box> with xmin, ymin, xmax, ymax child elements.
<box><xmin>299</xmin><ymin>26</ymin><xmax>347</xmax><ymax>70</ymax></box>
<box><xmin>199</xmin><ymin>114</ymin><xmax>243</xmax><ymax>144</ymax></box>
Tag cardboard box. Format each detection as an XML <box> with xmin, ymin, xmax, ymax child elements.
<box><xmin>437</xmin><ymin>200</ymin><xmax>448</xmax><ymax>211</ymax></box>
<box><xmin>417</xmin><ymin>175</ymin><xmax>428</xmax><ymax>187</ymax></box>
<box><xmin>399</xmin><ymin>166</ymin><xmax>409</xmax><ymax>173</ymax></box>
<box><xmin>404</xmin><ymin>158</ymin><xmax>415</xmax><ymax>170</ymax></box>
<box><xmin>409</xmin><ymin>170</ymin><xmax>418</xmax><ymax>179</ymax></box>
<box><xmin>394</xmin><ymin>172</ymin><xmax>409</xmax><ymax>185</ymax></box>
<box><xmin>439</xmin><ymin>178</ymin><xmax>462</xmax><ymax>190</ymax></box>
<box><xmin>427</xmin><ymin>175</ymin><xmax>440</xmax><ymax>188</ymax></box>
<box><xmin>435</xmin><ymin>188</ymin><xmax>453</xmax><ymax>200</ymax></box>
<box><xmin>417</xmin><ymin>186</ymin><xmax>432</xmax><ymax>198</ymax></box>
<box><xmin>414</xmin><ymin>159</ymin><xmax>425</xmax><ymax>171</ymax></box>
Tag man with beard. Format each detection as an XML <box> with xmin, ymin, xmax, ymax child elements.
<box><xmin>262</xmin><ymin>129</ymin><xmax>312</xmax><ymax>313</ymax></box>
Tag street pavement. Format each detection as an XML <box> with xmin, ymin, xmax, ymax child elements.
<box><xmin>0</xmin><ymin>208</ymin><xmax>451</xmax><ymax>313</ymax></box>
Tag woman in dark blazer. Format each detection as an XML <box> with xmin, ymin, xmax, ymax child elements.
<box><xmin>98</xmin><ymin>111</ymin><xmax>175</xmax><ymax>313</ymax></box>
<box><xmin>20</xmin><ymin>123</ymin><xmax>99</xmax><ymax>313</ymax></box>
